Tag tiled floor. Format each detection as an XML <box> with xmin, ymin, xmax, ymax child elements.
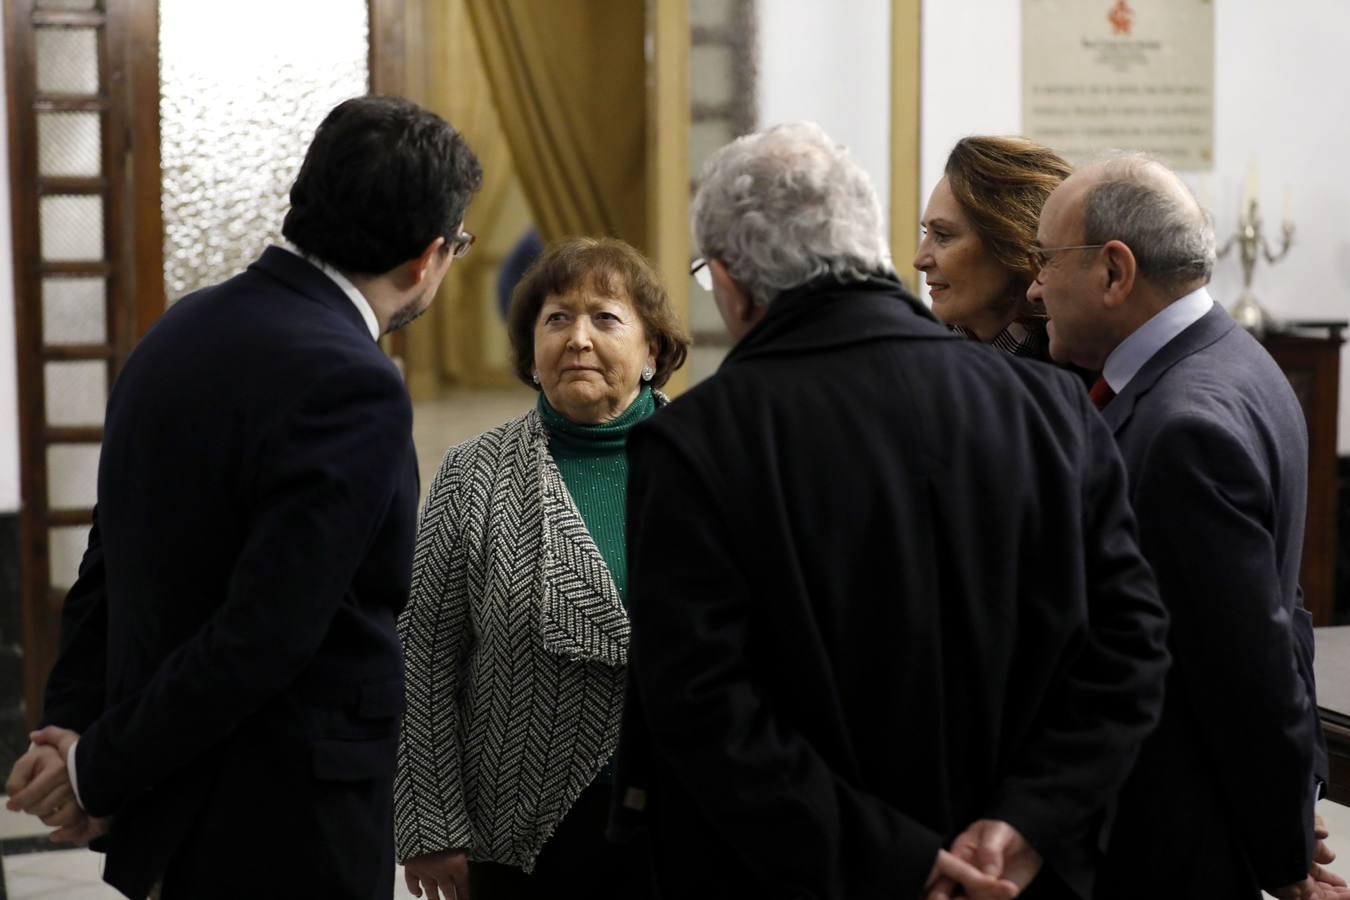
<box><xmin>4</xmin><ymin>847</ymin><xmax>121</xmax><ymax>899</ymax></box>
<box><xmin>3</xmin><ymin>800</ymin><xmax>1349</xmax><ymax>898</ymax></box>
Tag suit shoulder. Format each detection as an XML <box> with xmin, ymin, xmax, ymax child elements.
<box><xmin>1145</xmin><ymin>339</ymin><xmax>1300</xmax><ymax>435</ymax></box>
<box><xmin>1128</xmin><ymin>404</ymin><xmax>1261</xmax><ymax>482</ymax></box>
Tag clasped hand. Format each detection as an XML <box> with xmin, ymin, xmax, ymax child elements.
<box><xmin>925</xmin><ymin>819</ymin><xmax>1042</xmax><ymax>900</ymax></box>
<box><xmin>1271</xmin><ymin>814</ymin><xmax>1350</xmax><ymax>900</ymax></box>
<box><xmin>4</xmin><ymin>726</ymin><xmax>108</xmax><ymax>844</ymax></box>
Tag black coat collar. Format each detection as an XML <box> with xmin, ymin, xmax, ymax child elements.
<box><xmin>723</xmin><ymin>273</ymin><xmax>950</xmax><ymax>367</ymax></box>
<box><xmin>1101</xmin><ymin>302</ymin><xmax>1237</xmax><ymax>433</ymax></box>
<box><xmin>249</xmin><ymin>245</ymin><xmax>374</xmax><ymax>341</ymax></box>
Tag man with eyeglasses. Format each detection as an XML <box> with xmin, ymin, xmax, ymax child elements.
<box><xmin>1028</xmin><ymin>154</ymin><xmax>1343</xmax><ymax>900</ymax></box>
<box><xmin>4</xmin><ymin>96</ymin><xmax>482</xmax><ymax>900</ymax></box>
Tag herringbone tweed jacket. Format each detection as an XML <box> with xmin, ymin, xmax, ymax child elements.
<box><xmin>394</xmin><ymin>398</ymin><xmax>663</xmax><ymax>871</ymax></box>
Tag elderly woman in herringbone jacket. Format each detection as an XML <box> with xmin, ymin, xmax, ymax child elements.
<box><xmin>395</xmin><ymin>237</ymin><xmax>690</xmax><ymax>900</ymax></box>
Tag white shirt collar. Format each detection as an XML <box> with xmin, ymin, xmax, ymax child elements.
<box><xmin>1101</xmin><ymin>286</ymin><xmax>1214</xmax><ymax>393</ymax></box>
<box><xmin>278</xmin><ymin>241</ymin><xmax>381</xmax><ymax>340</ymax></box>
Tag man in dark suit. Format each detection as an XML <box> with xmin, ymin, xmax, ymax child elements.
<box><xmin>1028</xmin><ymin>154</ymin><xmax>1345</xmax><ymax>900</ymax></box>
<box><xmin>3</xmin><ymin>96</ymin><xmax>481</xmax><ymax>899</ymax></box>
<box><xmin>614</xmin><ymin>122</ymin><xmax>1171</xmax><ymax>900</ymax></box>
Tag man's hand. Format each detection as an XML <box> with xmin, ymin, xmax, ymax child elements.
<box><xmin>403</xmin><ymin>848</ymin><xmax>470</xmax><ymax>900</ymax></box>
<box><xmin>29</xmin><ymin>725</ymin><xmax>80</xmax><ymax>759</ymax></box>
<box><xmin>14</xmin><ymin>726</ymin><xmax>107</xmax><ymax>844</ymax></box>
<box><xmin>1317</xmin><ymin>815</ymin><xmax>1335</xmax><ymax>858</ymax></box>
<box><xmin>1315</xmin><ymin>814</ymin><xmax>1340</xmax><ymax>870</ymax></box>
<box><xmin>50</xmin><ymin>813</ymin><xmax>109</xmax><ymax>846</ymax></box>
<box><xmin>925</xmin><ymin>848</ymin><xmax>1020</xmax><ymax>900</ymax></box>
<box><xmin>5</xmin><ymin>742</ymin><xmax>76</xmax><ymax>826</ymax></box>
<box><xmin>947</xmin><ymin>819</ymin><xmax>1043</xmax><ymax>890</ymax></box>
<box><xmin>1271</xmin><ymin>875</ymin><xmax>1350</xmax><ymax>899</ymax></box>
<box><xmin>1303</xmin><ymin>813</ymin><xmax>1350</xmax><ymax>894</ymax></box>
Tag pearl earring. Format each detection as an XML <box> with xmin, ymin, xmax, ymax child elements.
<box><xmin>532</xmin><ymin>372</ymin><xmax>540</xmax><ymax>384</ymax></box>
<box><xmin>641</xmin><ymin>365</ymin><xmax>654</xmax><ymax>383</ymax></box>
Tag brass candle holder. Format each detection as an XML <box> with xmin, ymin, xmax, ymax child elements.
<box><xmin>1217</xmin><ymin>196</ymin><xmax>1293</xmax><ymax>338</ymax></box>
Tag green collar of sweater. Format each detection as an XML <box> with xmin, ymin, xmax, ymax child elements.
<box><xmin>536</xmin><ymin>385</ymin><xmax>655</xmax><ymax>455</ymax></box>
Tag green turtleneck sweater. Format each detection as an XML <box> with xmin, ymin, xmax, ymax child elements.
<box><xmin>537</xmin><ymin>385</ymin><xmax>656</xmax><ymax>603</ymax></box>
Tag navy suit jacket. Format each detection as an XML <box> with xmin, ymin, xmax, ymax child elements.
<box><xmin>1097</xmin><ymin>303</ymin><xmax>1320</xmax><ymax>898</ymax></box>
<box><xmin>41</xmin><ymin>247</ymin><xmax>419</xmax><ymax>899</ymax></box>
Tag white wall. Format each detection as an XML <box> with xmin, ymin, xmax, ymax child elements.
<box><xmin>0</xmin><ymin>0</ymin><xmax>20</xmax><ymax>514</ymax></box>
<box><xmin>757</xmin><ymin>0</ymin><xmax>892</xmax><ymax>229</ymax></box>
<box><xmin>920</xmin><ymin>0</ymin><xmax>1350</xmax><ymax>453</ymax></box>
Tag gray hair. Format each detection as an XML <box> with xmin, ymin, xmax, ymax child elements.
<box><xmin>691</xmin><ymin>122</ymin><xmax>893</xmax><ymax>306</ymax></box>
<box><xmin>1079</xmin><ymin>153</ymin><xmax>1216</xmax><ymax>290</ymax></box>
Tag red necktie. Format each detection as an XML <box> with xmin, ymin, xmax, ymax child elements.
<box><xmin>1089</xmin><ymin>376</ymin><xmax>1116</xmax><ymax>411</ymax></box>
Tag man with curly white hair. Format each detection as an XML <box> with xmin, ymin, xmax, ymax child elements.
<box><xmin>613</xmin><ymin>122</ymin><xmax>1172</xmax><ymax>900</ymax></box>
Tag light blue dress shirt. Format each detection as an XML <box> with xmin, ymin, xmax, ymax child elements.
<box><xmin>1101</xmin><ymin>286</ymin><xmax>1214</xmax><ymax>394</ymax></box>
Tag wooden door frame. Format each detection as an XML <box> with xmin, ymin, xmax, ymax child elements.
<box><xmin>891</xmin><ymin>0</ymin><xmax>921</xmax><ymax>295</ymax></box>
<box><xmin>5</xmin><ymin>0</ymin><xmax>162</xmax><ymax>724</ymax></box>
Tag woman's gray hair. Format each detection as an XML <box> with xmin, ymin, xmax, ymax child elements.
<box><xmin>691</xmin><ymin>122</ymin><xmax>893</xmax><ymax>306</ymax></box>
<box><xmin>1080</xmin><ymin>153</ymin><xmax>1216</xmax><ymax>291</ymax></box>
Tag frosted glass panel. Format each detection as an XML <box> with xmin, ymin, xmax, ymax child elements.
<box><xmin>43</xmin><ymin>277</ymin><xmax>107</xmax><ymax>344</ymax></box>
<box><xmin>39</xmin><ymin>112</ymin><xmax>101</xmax><ymax>177</ymax></box>
<box><xmin>47</xmin><ymin>444</ymin><xmax>100</xmax><ymax>509</ymax></box>
<box><xmin>49</xmin><ymin>525</ymin><xmax>92</xmax><ymax>591</ymax></box>
<box><xmin>160</xmin><ymin>0</ymin><xmax>368</xmax><ymax>302</ymax></box>
<box><xmin>44</xmin><ymin>361</ymin><xmax>107</xmax><ymax>426</ymax></box>
<box><xmin>691</xmin><ymin>46</ymin><xmax>735</xmax><ymax>107</ymax></box>
<box><xmin>691</xmin><ymin>0</ymin><xmax>735</xmax><ymax>26</ymax></box>
<box><xmin>40</xmin><ymin>195</ymin><xmax>103</xmax><ymax>261</ymax></box>
<box><xmin>691</xmin><ymin>118</ymin><xmax>735</xmax><ymax>174</ymax></box>
<box><xmin>35</xmin><ymin>27</ymin><xmax>99</xmax><ymax>95</ymax></box>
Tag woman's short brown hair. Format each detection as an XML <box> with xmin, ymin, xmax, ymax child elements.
<box><xmin>944</xmin><ymin>136</ymin><xmax>1072</xmax><ymax>291</ymax></box>
<box><xmin>507</xmin><ymin>237</ymin><xmax>691</xmax><ymax>390</ymax></box>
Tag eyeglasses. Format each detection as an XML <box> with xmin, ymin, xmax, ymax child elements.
<box><xmin>1031</xmin><ymin>243</ymin><xmax>1105</xmax><ymax>283</ymax></box>
<box><xmin>690</xmin><ymin>257</ymin><xmax>712</xmax><ymax>292</ymax></box>
<box><xmin>449</xmin><ymin>229</ymin><xmax>476</xmax><ymax>259</ymax></box>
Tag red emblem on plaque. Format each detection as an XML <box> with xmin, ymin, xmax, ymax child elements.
<box><xmin>1108</xmin><ymin>0</ymin><xmax>1134</xmax><ymax>36</ymax></box>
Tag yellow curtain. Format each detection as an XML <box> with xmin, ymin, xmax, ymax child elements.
<box><xmin>403</xmin><ymin>0</ymin><xmax>532</xmax><ymax>394</ymax></box>
<box><xmin>399</xmin><ymin>0</ymin><xmax>668</xmax><ymax>396</ymax></box>
<box><xmin>464</xmin><ymin>0</ymin><xmax>649</xmax><ymax>249</ymax></box>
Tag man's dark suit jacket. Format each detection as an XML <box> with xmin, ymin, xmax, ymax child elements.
<box><xmin>1096</xmin><ymin>302</ymin><xmax>1320</xmax><ymax>899</ymax></box>
<box><xmin>616</xmin><ymin>276</ymin><xmax>1170</xmax><ymax>900</ymax></box>
<box><xmin>41</xmin><ymin>247</ymin><xmax>419</xmax><ymax>899</ymax></box>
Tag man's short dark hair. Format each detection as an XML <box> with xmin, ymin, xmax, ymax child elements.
<box><xmin>283</xmin><ymin>95</ymin><xmax>483</xmax><ymax>275</ymax></box>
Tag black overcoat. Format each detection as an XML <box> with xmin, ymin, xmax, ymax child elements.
<box><xmin>617</xmin><ymin>276</ymin><xmax>1171</xmax><ymax>899</ymax></box>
